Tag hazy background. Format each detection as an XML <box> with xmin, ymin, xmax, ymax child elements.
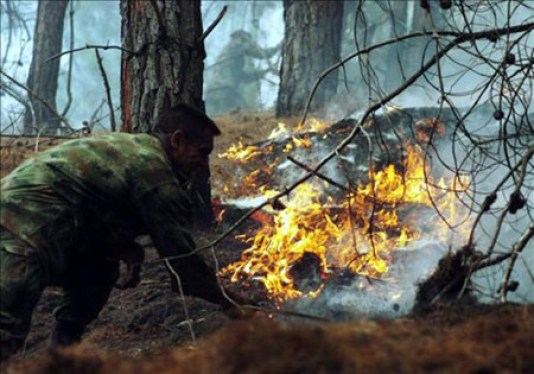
<box><xmin>0</xmin><ymin>0</ymin><xmax>285</xmax><ymax>132</ymax></box>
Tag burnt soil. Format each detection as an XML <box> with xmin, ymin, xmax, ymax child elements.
<box><xmin>2</xmin><ymin>111</ymin><xmax>534</xmax><ymax>373</ymax></box>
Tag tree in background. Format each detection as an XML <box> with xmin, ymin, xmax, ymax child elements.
<box><xmin>120</xmin><ymin>0</ymin><xmax>205</xmax><ymax>133</ymax></box>
<box><xmin>23</xmin><ymin>0</ymin><xmax>68</xmax><ymax>134</ymax></box>
<box><xmin>276</xmin><ymin>0</ymin><xmax>343</xmax><ymax>117</ymax></box>
<box><xmin>120</xmin><ymin>0</ymin><xmax>212</xmax><ymax>226</ymax></box>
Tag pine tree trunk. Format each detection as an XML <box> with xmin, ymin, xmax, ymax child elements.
<box><xmin>276</xmin><ymin>0</ymin><xmax>343</xmax><ymax>117</ymax></box>
<box><xmin>120</xmin><ymin>0</ymin><xmax>205</xmax><ymax>133</ymax></box>
<box><xmin>23</xmin><ymin>0</ymin><xmax>68</xmax><ymax>134</ymax></box>
<box><xmin>120</xmin><ymin>0</ymin><xmax>213</xmax><ymax>226</ymax></box>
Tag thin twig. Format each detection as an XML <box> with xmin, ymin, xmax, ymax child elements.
<box><xmin>300</xmin><ymin>22</ymin><xmax>534</xmax><ymax>125</ymax></box>
<box><xmin>94</xmin><ymin>49</ymin><xmax>117</xmax><ymax>132</ymax></box>
<box><xmin>500</xmin><ymin>225</ymin><xmax>534</xmax><ymax>301</ymax></box>
<box><xmin>42</xmin><ymin>44</ymin><xmax>138</xmax><ymax>64</ymax></box>
<box><xmin>243</xmin><ymin>305</ymin><xmax>329</xmax><ymax>322</ymax></box>
<box><xmin>200</xmin><ymin>5</ymin><xmax>228</xmax><ymax>42</ymax></box>
<box><xmin>0</xmin><ymin>81</ymin><xmax>30</xmax><ymax>111</ymax></box>
<box><xmin>164</xmin><ymin>259</ymin><xmax>196</xmax><ymax>344</ymax></box>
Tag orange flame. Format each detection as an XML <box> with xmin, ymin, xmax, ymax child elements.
<box><xmin>220</xmin><ymin>143</ymin><xmax>471</xmax><ymax>304</ymax></box>
<box><xmin>218</xmin><ymin>141</ymin><xmax>273</xmax><ymax>163</ymax></box>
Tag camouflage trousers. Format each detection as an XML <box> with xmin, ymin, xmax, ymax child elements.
<box><xmin>0</xmin><ymin>227</ymin><xmax>119</xmax><ymax>361</ymax></box>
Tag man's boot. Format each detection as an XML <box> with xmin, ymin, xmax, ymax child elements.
<box><xmin>49</xmin><ymin>320</ymin><xmax>85</xmax><ymax>347</ymax></box>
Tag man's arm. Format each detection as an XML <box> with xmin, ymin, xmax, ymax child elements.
<box><xmin>135</xmin><ymin>183</ymin><xmax>229</xmax><ymax>306</ymax></box>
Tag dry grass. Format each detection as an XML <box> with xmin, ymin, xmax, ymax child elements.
<box><xmin>211</xmin><ymin>111</ymin><xmax>300</xmax><ymax>154</ymax></box>
<box><xmin>210</xmin><ymin>111</ymin><xmax>305</xmax><ymax>197</ymax></box>
<box><xmin>0</xmin><ymin>137</ymin><xmax>68</xmax><ymax>178</ymax></box>
<box><xmin>0</xmin><ymin>112</ymin><xmax>299</xmax><ymax>179</ymax></box>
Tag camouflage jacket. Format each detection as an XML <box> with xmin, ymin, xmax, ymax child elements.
<box><xmin>0</xmin><ymin>133</ymin><xmax>200</xmax><ymax>280</ymax></box>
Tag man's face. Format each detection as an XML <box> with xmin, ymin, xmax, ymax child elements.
<box><xmin>170</xmin><ymin>129</ymin><xmax>214</xmax><ymax>179</ymax></box>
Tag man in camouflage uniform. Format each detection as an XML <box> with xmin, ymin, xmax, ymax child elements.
<box><xmin>205</xmin><ymin>30</ymin><xmax>280</xmax><ymax>115</ymax></box>
<box><xmin>0</xmin><ymin>104</ymin><xmax>238</xmax><ymax>361</ymax></box>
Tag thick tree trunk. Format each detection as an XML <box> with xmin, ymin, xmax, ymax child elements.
<box><xmin>120</xmin><ymin>0</ymin><xmax>205</xmax><ymax>133</ymax></box>
<box><xmin>276</xmin><ymin>0</ymin><xmax>343</xmax><ymax>117</ymax></box>
<box><xmin>120</xmin><ymin>0</ymin><xmax>213</xmax><ymax>226</ymax></box>
<box><xmin>23</xmin><ymin>0</ymin><xmax>68</xmax><ymax>134</ymax></box>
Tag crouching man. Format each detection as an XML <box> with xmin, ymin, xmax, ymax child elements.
<box><xmin>0</xmin><ymin>104</ymin><xmax>242</xmax><ymax>361</ymax></box>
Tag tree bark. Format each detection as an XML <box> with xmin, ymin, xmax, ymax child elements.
<box><xmin>120</xmin><ymin>0</ymin><xmax>213</xmax><ymax>226</ymax></box>
<box><xmin>276</xmin><ymin>0</ymin><xmax>343</xmax><ymax>117</ymax></box>
<box><xmin>23</xmin><ymin>0</ymin><xmax>68</xmax><ymax>134</ymax></box>
<box><xmin>120</xmin><ymin>0</ymin><xmax>205</xmax><ymax>133</ymax></box>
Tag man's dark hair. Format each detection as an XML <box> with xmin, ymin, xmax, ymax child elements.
<box><xmin>153</xmin><ymin>103</ymin><xmax>221</xmax><ymax>137</ymax></box>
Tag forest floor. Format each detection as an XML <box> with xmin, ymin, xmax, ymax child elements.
<box><xmin>1</xmin><ymin>111</ymin><xmax>533</xmax><ymax>373</ymax></box>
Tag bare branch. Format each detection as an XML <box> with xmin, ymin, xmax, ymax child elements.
<box><xmin>287</xmin><ymin>155</ymin><xmax>348</xmax><ymax>192</ymax></box>
<box><xmin>0</xmin><ymin>69</ymin><xmax>74</xmax><ymax>131</ymax></box>
<box><xmin>42</xmin><ymin>44</ymin><xmax>138</xmax><ymax>65</ymax></box>
<box><xmin>200</xmin><ymin>5</ymin><xmax>228</xmax><ymax>42</ymax></box>
<box><xmin>500</xmin><ymin>225</ymin><xmax>534</xmax><ymax>301</ymax></box>
<box><xmin>302</xmin><ymin>21</ymin><xmax>534</xmax><ymax>124</ymax></box>
<box><xmin>94</xmin><ymin>49</ymin><xmax>117</xmax><ymax>132</ymax></box>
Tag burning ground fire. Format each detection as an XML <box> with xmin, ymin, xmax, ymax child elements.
<box><xmin>217</xmin><ymin>118</ymin><xmax>471</xmax><ymax>305</ymax></box>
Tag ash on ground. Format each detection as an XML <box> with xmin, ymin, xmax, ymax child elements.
<box><xmin>283</xmin><ymin>240</ymin><xmax>448</xmax><ymax>321</ymax></box>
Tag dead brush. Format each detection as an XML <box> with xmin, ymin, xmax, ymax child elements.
<box><xmin>0</xmin><ymin>137</ymin><xmax>65</xmax><ymax>177</ymax></box>
<box><xmin>413</xmin><ymin>245</ymin><xmax>479</xmax><ymax>314</ymax></box>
